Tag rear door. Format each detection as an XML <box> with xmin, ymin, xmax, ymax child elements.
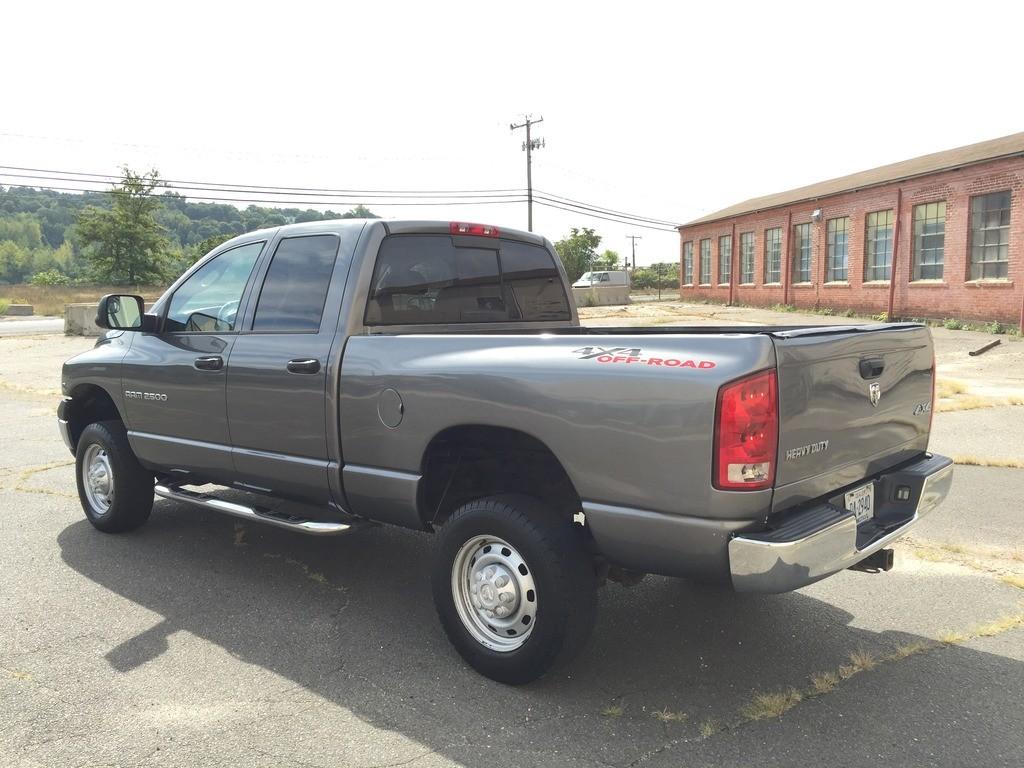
<box><xmin>771</xmin><ymin>324</ymin><xmax>934</xmax><ymax>510</ymax></box>
<box><xmin>225</xmin><ymin>232</ymin><xmax>353</xmax><ymax>504</ymax></box>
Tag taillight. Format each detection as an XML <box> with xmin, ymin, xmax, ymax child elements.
<box><xmin>714</xmin><ymin>369</ymin><xmax>778</xmax><ymax>491</ymax></box>
<box><xmin>450</xmin><ymin>222</ymin><xmax>500</xmax><ymax>238</ymax></box>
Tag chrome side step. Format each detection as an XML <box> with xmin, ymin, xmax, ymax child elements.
<box><xmin>154</xmin><ymin>483</ymin><xmax>354</xmax><ymax>536</ymax></box>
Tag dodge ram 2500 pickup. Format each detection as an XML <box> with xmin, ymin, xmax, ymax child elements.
<box><xmin>59</xmin><ymin>218</ymin><xmax>953</xmax><ymax>683</ymax></box>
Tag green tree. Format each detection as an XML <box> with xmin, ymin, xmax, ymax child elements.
<box><xmin>553</xmin><ymin>227</ymin><xmax>602</xmax><ymax>283</ymax></box>
<box><xmin>595</xmin><ymin>249</ymin><xmax>620</xmax><ymax>270</ymax></box>
<box><xmin>342</xmin><ymin>204</ymin><xmax>379</xmax><ymax>219</ymax></box>
<box><xmin>74</xmin><ymin>168</ymin><xmax>170</xmax><ymax>284</ymax></box>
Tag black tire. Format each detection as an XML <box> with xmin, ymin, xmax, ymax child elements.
<box><xmin>75</xmin><ymin>420</ymin><xmax>154</xmax><ymax>533</ymax></box>
<box><xmin>432</xmin><ymin>494</ymin><xmax>596</xmax><ymax>685</ymax></box>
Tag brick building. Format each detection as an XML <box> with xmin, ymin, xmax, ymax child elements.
<box><xmin>678</xmin><ymin>132</ymin><xmax>1024</xmax><ymax>329</ymax></box>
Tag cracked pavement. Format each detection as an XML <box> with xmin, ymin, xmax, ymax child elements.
<box><xmin>2</xmin><ymin>334</ymin><xmax>1023</xmax><ymax>768</ymax></box>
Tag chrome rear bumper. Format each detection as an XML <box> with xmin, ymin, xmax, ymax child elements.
<box><xmin>729</xmin><ymin>454</ymin><xmax>954</xmax><ymax>593</ymax></box>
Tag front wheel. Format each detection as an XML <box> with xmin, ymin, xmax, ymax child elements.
<box><xmin>432</xmin><ymin>494</ymin><xmax>596</xmax><ymax>684</ymax></box>
<box><xmin>75</xmin><ymin>420</ymin><xmax>154</xmax><ymax>533</ymax></box>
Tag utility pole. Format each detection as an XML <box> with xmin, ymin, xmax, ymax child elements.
<box><xmin>510</xmin><ymin>115</ymin><xmax>544</xmax><ymax>231</ymax></box>
<box><xmin>626</xmin><ymin>235</ymin><xmax>642</xmax><ymax>270</ymax></box>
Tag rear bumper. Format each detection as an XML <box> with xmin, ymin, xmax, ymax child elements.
<box><xmin>729</xmin><ymin>453</ymin><xmax>953</xmax><ymax>593</ymax></box>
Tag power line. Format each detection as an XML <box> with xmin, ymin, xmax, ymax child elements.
<box><xmin>531</xmin><ymin>199</ymin><xmax>677</xmax><ymax>232</ymax></box>
<box><xmin>535</xmin><ymin>188</ymin><xmax>678</xmax><ymax>227</ymax></box>
<box><xmin>0</xmin><ymin>181</ymin><xmax>528</xmax><ymax>208</ymax></box>
<box><xmin>0</xmin><ymin>165</ymin><xmax>526</xmax><ymax>197</ymax></box>
<box><xmin>0</xmin><ymin>165</ymin><xmax>681</xmax><ymax>230</ymax></box>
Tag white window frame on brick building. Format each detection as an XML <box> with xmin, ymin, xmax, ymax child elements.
<box><xmin>699</xmin><ymin>238</ymin><xmax>712</xmax><ymax>285</ymax></box>
<box><xmin>826</xmin><ymin>217</ymin><xmax>849</xmax><ymax>282</ymax></box>
<box><xmin>683</xmin><ymin>241</ymin><xmax>694</xmax><ymax>285</ymax></box>
<box><xmin>969</xmin><ymin>191</ymin><xmax>1011</xmax><ymax>280</ymax></box>
<box><xmin>912</xmin><ymin>201</ymin><xmax>946</xmax><ymax>281</ymax></box>
<box><xmin>740</xmin><ymin>231</ymin><xmax>755</xmax><ymax>284</ymax></box>
<box><xmin>718</xmin><ymin>235</ymin><xmax>732</xmax><ymax>285</ymax></box>
<box><xmin>764</xmin><ymin>228</ymin><xmax>782</xmax><ymax>284</ymax></box>
<box><xmin>791</xmin><ymin>222</ymin><xmax>812</xmax><ymax>283</ymax></box>
<box><xmin>864</xmin><ymin>209</ymin><xmax>894</xmax><ymax>282</ymax></box>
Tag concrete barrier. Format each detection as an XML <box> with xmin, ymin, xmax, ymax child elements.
<box><xmin>571</xmin><ymin>286</ymin><xmax>632</xmax><ymax>308</ymax></box>
<box><xmin>5</xmin><ymin>304</ymin><xmax>33</xmax><ymax>316</ymax></box>
<box><xmin>65</xmin><ymin>303</ymin><xmax>102</xmax><ymax>336</ymax></box>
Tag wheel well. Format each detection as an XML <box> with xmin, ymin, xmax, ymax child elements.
<box><xmin>67</xmin><ymin>385</ymin><xmax>122</xmax><ymax>451</ymax></box>
<box><xmin>419</xmin><ymin>426</ymin><xmax>581</xmax><ymax>527</ymax></box>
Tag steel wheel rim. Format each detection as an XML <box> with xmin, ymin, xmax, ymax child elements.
<box><xmin>82</xmin><ymin>443</ymin><xmax>114</xmax><ymax>515</ymax></box>
<box><xmin>451</xmin><ymin>535</ymin><xmax>537</xmax><ymax>652</ymax></box>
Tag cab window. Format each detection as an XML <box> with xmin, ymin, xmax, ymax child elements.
<box><xmin>164</xmin><ymin>242</ymin><xmax>264</xmax><ymax>333</ymax></box>
<box><xmin>365</xmin><ymin>235</ymin><xmax>570</xmax><ymax>325</ymax></box>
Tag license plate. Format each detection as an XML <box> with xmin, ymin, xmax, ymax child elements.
<box><xmin>845</xmin><ymin>483</ymin><xmax>874</xmax><ymax>524</ymax></box>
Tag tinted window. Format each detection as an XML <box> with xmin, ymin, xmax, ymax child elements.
<box><xmin>366</xmin><ymin>235</ymin><xmax>570</xmax><ymax>325</ymax></box>
<box><xmin>252</xmin><ymin>235</ymin><xmax>340</xmax><ymax>332</ymax></box>
<box><xmin>165</xmin><ymin>242</ymin><xmax>263</xmax><ymax>332</ymax></box>
<box><xmin>499</xmin><ymin>240</ymin><xmax>571</xmax><ymax>321</ymax></box>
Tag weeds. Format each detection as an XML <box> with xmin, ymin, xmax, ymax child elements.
<box><xmin>600</xmin><ymin>705</ymin><xmax>624</xmax><ymax>718</ymax></box>
<box><xmin>699</xmin><ymin>719</ymin><xmax>719</xmax><ymax>738</ymax></box>
<box><xmin>810</xmin><ymin>671</ymin><xmax>839</xmax><ymax>694</ymax></box>
<box><xmin>740</xmin><ymin>689</ymin><xmax>802</xmax><ymax>720</ymax></box>
<box><xmin>1000</xmin><ymin>575</ymin><xmax>1024</xmax><ymax>590</ymax></box>
<box><xmin>651</xmin><ymin>708</ymin><xmax>688</xmax><ymax>723</ymax></box>
<box><xmin>0</xmin><ymin>283</ymin><xmax>165</xmax><ymax>317</ymax></box>
<box><xmin>943</xmin><ymin>318</ymin><xmax>965</xmax><ymax>330</ymax></box>
<box><xmin>0</xmin><ymin>298</ymin><xmax>9</xmax><ymax>315</ymax></box>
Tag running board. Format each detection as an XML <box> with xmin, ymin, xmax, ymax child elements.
<box><xmin>154</xmin><ymin>483</ymin><xmax>354</xmax><ymax>536</ymax></box>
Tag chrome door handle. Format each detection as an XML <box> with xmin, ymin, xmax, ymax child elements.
<box><xmin>194</xmin><ymin>355</ymin><xmax>223</xmax><ymax>371</ymax></box>
<box><xmin>287</xmin><ymin>358</ymin><xmax>321</xmax><ymax>374</ymax></box>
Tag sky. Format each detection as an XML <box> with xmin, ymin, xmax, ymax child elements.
<box><xmin>4</xmin><ymin>0</ymin><xmax>1024</xmax><ymax>266</ymax></box>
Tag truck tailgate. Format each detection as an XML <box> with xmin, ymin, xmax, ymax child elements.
<box><xmin>770</xmin><ymin>324</ymin><xmax>934</xmax><ymax>512</ymax></box>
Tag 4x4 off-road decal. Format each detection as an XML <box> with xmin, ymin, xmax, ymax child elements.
<box><xmin>571</xmin><ymin>346</ymin><xmax>716</xmax><ymax>369</ymax></box>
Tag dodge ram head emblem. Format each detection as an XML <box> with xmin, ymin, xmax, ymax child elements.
<box><xmin>869</xmin><ymin>382</ymin><xmax>881</xmax><ymax>407</ymax></box>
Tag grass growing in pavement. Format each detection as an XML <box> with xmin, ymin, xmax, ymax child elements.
<box><xmin>651</xmin><ymin>708</ymin><xmax>688</xmax><ymax>723</ymax></box>
<box><xmin>739</xmin><ymin>689</ymin><xmax>803</xmax><ymax>720</ymax></box>
<box><xmin>810</xmin><ymin>670</ymin><xmax>839</xmax><ymax>694</ymax></box>
<box><xmin>600</xmin><ymin>705</ymin><xmax>624</xmax><ymax>718</ymax></box>
<box><xmin>1000</xmin><ymin>575</ymin><xmax>1024</xmax><ymax>590</ymax></box>
<box><xmin>699</xmin><ymin>719</ymin><xmax>719</xmax><ymax>738</ymax></box>
<box><xmin>952</xmin><ymin>455</ymin><xmax>1024</xmax><ymax>469</ymax></box>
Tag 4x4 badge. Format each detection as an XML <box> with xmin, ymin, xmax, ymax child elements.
<box><xmin>869</xmin><ymin>382</ymin><xmax>881</xmax><ymax>407</ymax></box>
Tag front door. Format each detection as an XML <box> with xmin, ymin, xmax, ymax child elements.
<box><xmin>122</xmin><ymin>240</ymin><xmax>265</xmax><ymax>480</ymax></box>
<box><xmin>226</xmin><ymin>233</ymin><xmax>349</xmax><ymax>504</ymax></box>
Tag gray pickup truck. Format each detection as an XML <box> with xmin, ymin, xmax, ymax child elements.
<box><xmin>59</xmin><ymin>218</ymin><xmax>953</xmax><ymax>683</ymax></box>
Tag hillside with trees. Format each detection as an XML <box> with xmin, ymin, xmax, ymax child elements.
<box><xmin>0</xmin><ymin>172</ymin><xmax>378</xmax><ymax>285</ymax></box>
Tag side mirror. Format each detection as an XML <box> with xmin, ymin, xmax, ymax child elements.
<box><xmin>96</xmin><ymin>294</ymin><xmax>147</xmax><ymax>331</ymax></box>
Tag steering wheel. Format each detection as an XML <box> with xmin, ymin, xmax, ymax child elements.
<box><xmin>217</xmin><ymin>299</ymin><xmax>240</xmax><ymax>330</ymax></box>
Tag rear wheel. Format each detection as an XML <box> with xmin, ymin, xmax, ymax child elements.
<box><xmin>75</xmin><ymin>420</ymin><xmax>154</xmax><ymax>533</ymax></box>
<box><xmin>432</xmin><ymin>494</ymin><xmax>596</xmax><ymax>684</ymax></box>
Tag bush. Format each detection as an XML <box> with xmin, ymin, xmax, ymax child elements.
<box><xmin>943</xmin><ymin>318</ymin><xmax>965</xmax><ymax>330</ymax></box>
<box><xmin>872</xmin><ymin>312</ymin><xmax>889</xmax><ymax>322</ymax></box>
<box><xmin>842</xmin><ymin>308</ymin><xmax>856</xmax><ymax>318</ymax></box>
<box><xmin>986</xmin><ymin>320</ymin><xmax>1006</xmax><ymax>335</ymax></box>
<box><xmin>29</xmin><ymin>269</ymin><xmax>72</xmax><ymax>286</ymax></box>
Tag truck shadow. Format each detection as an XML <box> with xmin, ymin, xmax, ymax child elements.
<box><xmin>58</xmin><ymin>500</ymin><xmax>1024</xmax><ymax>767</ymax></box>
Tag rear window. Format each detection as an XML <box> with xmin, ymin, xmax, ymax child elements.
<box><xmin>365</xmin><ymin>235</ymin><xmax>570</xmax><ymax>325</ymax></box>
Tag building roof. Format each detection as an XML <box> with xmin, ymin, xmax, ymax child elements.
<box><xmin>682</xmin><ymin>131</ymin><xmax>1024</xmax><ymax>228</ymax></box>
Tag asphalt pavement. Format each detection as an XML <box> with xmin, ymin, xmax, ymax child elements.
<box><xmin>1</xmin><ymin>332</ymin><xmax>1023</xmax><ymax>768</ymax></box>
<box><xmin>0</xmin><ymin>316</ymin><xmax>64</xmax><ymax>337</ymax></box>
